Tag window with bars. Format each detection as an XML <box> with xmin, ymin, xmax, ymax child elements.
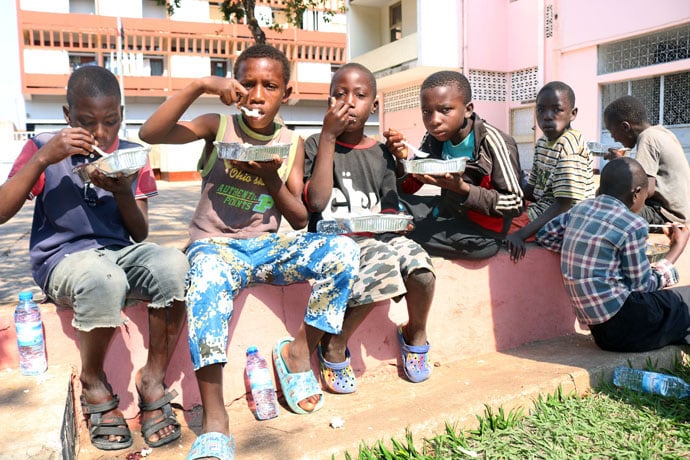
<box><xmin>600</xmin><ymin>72</ymin><xmax>689</xmax><ymax>128</ymax></box>
<box><xmin>598</xmin><ymin>24</ymin><xmax>690</xmax><ymax>75</ymax></box>
<box><xmin>389</xmin><ymin>3</ymin><xmax>402</xmax><ymax>43</ymax></box>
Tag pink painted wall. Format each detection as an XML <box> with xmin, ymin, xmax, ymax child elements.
<box><xmin>556</xmin><ymin>0</ymin><xmax>690</xmax><ymax>49</ymax></box>
<box><xmin>506</xmin><ymin>0</ymin><xmax>540</xmax><ymax>71</ymax></box>
<box><xmin>466</xmin><ymin>0</ymin><xmax>511</xmax><ymax>72</ymax></box>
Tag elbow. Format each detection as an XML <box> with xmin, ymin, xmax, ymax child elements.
<box><xmin>138</xmin><ymin>126</ymin><xmax>155</xmax><ymax>144</ymax></box>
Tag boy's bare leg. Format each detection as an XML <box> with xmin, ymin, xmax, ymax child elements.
<box><xmin>401</xmin><ymin>269</ymin><xmax>435</xmax><ymax>346</ymax></box>
<box><xmin>78</xmin><ymin>327</ymin><xmax>123</xmax><ymax>443</ymax></box>
<box><xmin>195</xmin><ymin>363</ymin><xmax>229</xmax><ymax>436</ymax></box>
<box><xmin>136</xmin><ymin>299</ymin><xmax>186</xmax><ymax>444</ymax></box>
<box><xmin>320</xmin><ymin>304</ymin><xmax>376</xmax><ymax>363</ymax></box>
<box><xmin>280</xmin><ymin>323</ymin><xmax>324</xmax><ymax>411</ymax></box>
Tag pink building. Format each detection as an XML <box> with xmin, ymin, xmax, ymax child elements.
<box><xmin>348</xmin><ymin>0</ymin><xmax>690</xmax><ymax>169</ymax></box>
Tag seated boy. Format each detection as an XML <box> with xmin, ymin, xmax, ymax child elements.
<box><xmin>536</xmin><ymin>157</ymin><xmax>690</xmax><ymax>352</ymax></box>
<box><xmin>384</xmin><ymin>70</ymin><xmax>523</xmax><ymax>260</ymax></box>
<box><xmin>0</xmin><ymin>66</ymin><xmax>188</xmax><ymax>451</ymax></box>
<box><xmin>303</xmin><ymin>63</ymin><xmax>436</xmax><ymax>390</ymax></box>
<box><xmin>604</xmin><ymin>95</ymin><xmax>690</xmax><ymax>225</ymax></box>
<box><xmin>139</xmin><ymin>44</ymin><xmax>359</xmax><ymax>460</ymax></box>
<box><xmin>505</xmin><ymin>81</ymin><xmax>594</xmax><ymax>261</ymax></box>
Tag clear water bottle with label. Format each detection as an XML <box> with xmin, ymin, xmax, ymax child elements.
<box><xmin>245</xmin><ymin>346</ymin><xmax>279</xmax><ymax>420</ymax></box>
<box><xmin>613</xmin><ymin>366</ymin><xmax>690</xmax><ymax>398</ymax></box>
<box><xmin>14</xmin><ymin>291</ymin><xmax>47</xmax><ymax>376</ymax></box>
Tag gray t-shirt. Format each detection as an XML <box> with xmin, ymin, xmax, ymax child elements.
<box><xmin>635</xmin><ymin>125</ymin><xmax>690</xmax><ymax>223</ymax></box>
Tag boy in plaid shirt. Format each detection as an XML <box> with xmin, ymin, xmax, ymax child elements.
<box><xmin>537</xmin><ymin>157</ymin><xmax>690</xmax><ymax>352</ymax></box>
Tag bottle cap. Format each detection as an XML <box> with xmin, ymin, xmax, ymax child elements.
<box><xmin>246</xmin><ymin>346</ymin><xmax>258</xmax><ymax>355</ymax></box>
<box><xmin>18</xmin><ymin>291</ymin><xmax>34</xmax><ymax>301</ymax></box>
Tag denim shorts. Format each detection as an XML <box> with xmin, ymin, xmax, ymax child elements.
<box><xmin>46</xmin><ymin>242</ymin><xmax>189</xmax><ymax>331</ymax></box>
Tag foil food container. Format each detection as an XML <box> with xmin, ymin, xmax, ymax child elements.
<box><xmin>215</xmin><ymin>142</ymin><xmax>291</xmax><ymax>162</ymax></box>
<box><xmin>73</xmin><ymin>147</ymin><xmax>150</xmax><ymax>181</ymax></box>
<box><xmin>646</xmin><ymin>242</ymin><xmax>670</xmax><ymax>263</ymax></box>
<box><xmin>402</xmin><ymin>157</ymin><xmax>468</xmax><ymax>175</ymax></box>
<box><xmin>317</xmin><ymin>214</ymin><xmax>413</xmax><ymax>234</ymax></box>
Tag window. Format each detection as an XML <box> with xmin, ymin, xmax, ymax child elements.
<box><xmin>69</xmin><ymin>54</ymin><xmax>98</xmax><ymax>70</ymax></box>
<box><xmin>389</xmin><ymin>2</ymin><xmax>402</xmax><ymax>42</ymax></box>
<box><xmin>211</xmin><ymin>59</ymin><xmax>228</xmax><ymax>77</ymax></box>
<box><xmin>598</xmin><ymin>24</ymin><xmax>690</xmax><ymax>75</ymax></box>
<box><xmin>601</xmin><ymin>73</ymin><xmax>690</xmax><ymax>128</ymax></box>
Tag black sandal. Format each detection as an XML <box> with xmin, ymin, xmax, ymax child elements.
<box><xmin>80</xmin><ymin>394</ymin><xmax>133</xmax><ymax>451</ymax></box>
<box><xmin>138</xmin><ymin>388</ymin><xmax>182</xmax><ymax>448</ymax></box>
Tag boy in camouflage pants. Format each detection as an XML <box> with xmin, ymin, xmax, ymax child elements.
<box><xmin>304</xmin><ymin>63</ymin><xmax>436</xmax><ymax>392</ymax></box>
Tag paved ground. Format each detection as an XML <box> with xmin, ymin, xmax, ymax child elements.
<box><xmin>1</xmin><ymin>180</ymin><xmax>688</xmax><ymax>459</ymax></box>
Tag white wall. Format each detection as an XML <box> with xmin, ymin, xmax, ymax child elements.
<box><xmin>20</xmin><ymin>0</ymin><xmax>69</xmax><ymax>13</ymax></box>
<box><xmin>0</xmin><ymin>0</ymin><xmax>26</xmax><ymax>131</ymax></box>
<box><xmin>295</xmin><ymin>62</ymin><xmax>332</xmax><ymax>83</ymax></box>
<box><xmin>23</xmin><ymin>50</ymin><xmax>71</xmax><ymax>75</ymax></box>
<box><xmin>170</xmin><ymin>55</ymin><xmax>212</xmax><ymax>78</ymax></box>
<box><xmin>347</xmin><ymin>5</ymin><xmax>381</xmax><ymax>59</ymax></box>
<box><xmin>418</xmin><ymin>0</ymin><xmax>460</xmax><ymax>68</ymax></box>
<box><xmin>171</xmin><ymin>0</ymin><xmax>211</xmax><ymax>22</ymax></box>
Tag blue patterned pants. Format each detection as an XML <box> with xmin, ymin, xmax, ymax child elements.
<box><xmin>185</xmin><ymin>233</ymin><xmax>359</xmax><ymax>370</ymax></box>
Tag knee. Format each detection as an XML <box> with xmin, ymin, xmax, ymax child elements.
<box><xmin>408</xmin><ymin>268</ymin><xmax>435</xmax><ymax>289</ymax></box>
<box><xmin>150</xmin><ymin>247</ymin><xmax>190</xmax><ymax>280</ymax></box>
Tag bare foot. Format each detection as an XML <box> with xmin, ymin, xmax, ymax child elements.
<box><xmin>280</xmin><ymin>342</ymin><xmax>321</xmax><ymax>412</ymax></box>
<box><xmin>80</xmin><ymin>376</ymin><xmax>131</xmax><ymax>447</ymax></box>
<box><xmin>135</xmin><ymin>369</ymin><xmax>180</xmax><ymax>446</ymax></box>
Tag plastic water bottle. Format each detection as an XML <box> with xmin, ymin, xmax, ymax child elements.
<box><xmin>245</xmin><ymin>346</ymin><xmax>279</xmax><ymax>420</ymax></box>
<box><xmin>613</xmin><ymin>366</ymin><xmax>690</xmax><ymax>398</ymax></box>
<box><xmin>14</xmin><ymin>291</ymin><xmax>47</xmax><ymax>376</ymax></box>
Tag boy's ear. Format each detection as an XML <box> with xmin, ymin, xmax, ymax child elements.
<box><xmin>570</xmin><ymin>107</ymin><xmax>578</xmax><ymax>120</ymax></box>
<box><xmin>465</xmin><ymin>101</ymin><xmax>474</xmax><ymax>118</ymax></box>
<box><xmin>281</xmin><ymin>84</ymin><xmax>293</xmax><ymax>104</ymax></box>
<box><xmin>371</xmin><ymin>97</ymin><xmax>379</xmax><ymax>114</ymax></box>
<box><xmin>62</xmin><ymin>105</ymin><xmax>71</xmax><ymax>124</ymax></box>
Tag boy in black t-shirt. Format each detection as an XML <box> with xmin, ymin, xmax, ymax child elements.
<box><xmin>304</xmin><ymin>63</ymin><xmax>436</xmax><ymax>391</ymax></box>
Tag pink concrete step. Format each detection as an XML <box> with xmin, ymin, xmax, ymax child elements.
<box><xmin>0</xmin><ymin>245</ymin><xmax>588</xmax><ymax>419</ymax></box>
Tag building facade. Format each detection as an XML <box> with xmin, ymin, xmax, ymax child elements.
<box><xmin>3</xmin><ymin>0</ymin><xmax>354</xmax><ymax>180</ymax></box>
<box><xmin>348</xmin><ymin>0</ymin><xmax>690</xmax><ymax>169</ymax></box>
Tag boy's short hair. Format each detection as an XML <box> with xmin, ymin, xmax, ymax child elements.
<box><xmin>599</xmin><ymin>156</ymin><xmax>648</xmax><ymax>200</ymax></box>
<box><xmin>421</xmin><ymin>70</ymin><xmax>472</xmax><ymax>103</ymax></box>
<box><xmin>66</xmin><ymin>65</ymin><xmax>121</xmax><ymax>108</ymax></box>
<box><xmin>233</xmin><ymin>44</ymin><xmax>291</xmax><ymax>84</ymax></box>
<box><xmin>331</xmin><ymin>62</ymin><xmax>377</xmax><ymax>94</ymax></box>
<box><xmin>604</xmin><ymin>95</ymin><xmax>649</xmax><ymax>125</ymax></box>
<box><xmin>537</xmin><ymin>81</ymin><xmax>575</xmax><ymax>107</ymax></box>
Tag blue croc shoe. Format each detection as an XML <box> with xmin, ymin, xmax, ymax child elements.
<box><xmin>318</xmin><ymin>344</ymin><xmax>357</xmax><ymax>394</ymax></box>
<box><xmin>187</xmin><ymin>432</ymin><xmax>235</xmax><ymax>460</ymax></box>
<box><xmin>397</xmin><ymin>325</ymin><xmax>432</xmax><ymax>383</ymax></box>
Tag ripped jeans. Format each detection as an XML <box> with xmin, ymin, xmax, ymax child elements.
<box><xmin>46</xmin><ymin>242</ymin><xmax>189</xmax><ymax>331</ymax></box>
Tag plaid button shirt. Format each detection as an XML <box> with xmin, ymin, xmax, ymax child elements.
<box><xmin>536</xmin><ymin>194</ymin><xmax>678</xmax><ymax>325</ymax></box>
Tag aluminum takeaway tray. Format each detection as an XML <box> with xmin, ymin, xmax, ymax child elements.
<box><xmin>215</xmin><ymin>142</ymin><xmax>291</xmax><ymax>162</ymax></box>
<box><xmin>316</xmin><ymin>214</ymin><xmax>413</xmax><ymax>234</ymax></box>
<box><xmin>73</xmin><ymin>146</ymin><xmax>150</xmax><ymax>181</ymax></box>
<box><xmin>402</xmin><ymin>157</ymin><xmax>468</xmax><ymax>175</ymax></box>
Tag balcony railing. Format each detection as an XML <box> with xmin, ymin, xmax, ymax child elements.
<box><xmin>18</xmin><ymin>10</ymin><xmax>346</xmax><ymax>100</ymax></box>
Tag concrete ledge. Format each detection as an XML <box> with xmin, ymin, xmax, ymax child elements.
<box><xmin>0</xmin><ymin>245</ymin><xmax>587</xmax><ymax>418</ymax></box>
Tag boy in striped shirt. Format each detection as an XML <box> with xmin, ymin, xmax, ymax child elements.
<box><xmin>506</xmin><ymin>81</ymin><xmax>594</xmax><ymax>262</ymax></box>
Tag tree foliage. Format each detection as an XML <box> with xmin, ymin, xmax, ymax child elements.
<box><xmin>156</xmin><ymin>0</ymin><xmax>346</xmax><ymax>44</ymax></box>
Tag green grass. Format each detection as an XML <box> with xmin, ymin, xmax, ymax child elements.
<box><xmin>342</xmin><ymin>357</ymin><xmax>690</xmax><ymax>459</ymax></box>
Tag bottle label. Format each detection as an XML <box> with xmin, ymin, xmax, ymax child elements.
<box><xmin>249</xmin><ymin>367</ymin><xmax>272</xmax><ymax>390</ymax></box>
<box><xmin>641</xmin><ymin>372</ymin><xmax>666</xmax><ymax>395</ymax></box>
<box><xmin>16</xmin><ymin>322</ymin><xmax>43</xmax><ymax>347</ymax></box>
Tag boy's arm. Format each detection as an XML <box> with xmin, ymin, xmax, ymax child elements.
<box><xmin>505</xmin><ymin>197</ymin><xmax>574</xmax><ymax>262</ymax></box>
<box><xmin>304</xmin><ymin>98</ymin><xmax>350</xmax><ymax>212</ymax></box>
<box><xmin>0</xmin><ymin>128</ymin><xmax>95</xmax><ymax>224</ymax></box>
<box><xmin>139</xmin><ymin>76</ymin><xmax>247</xmax><ymax>145</ymax></box>
<box><xmin>90</xmin><ymin>170</ymin><xmax>150</xmax><ymax>241</ymax></box>
<box><xmin>535</xmin><ymin>211</ymin><xmax>567</xmax><ymax>253</ymax></box>
<box><xmin>459</xmin><ymin>130</ymin><xmax>524</xmax><ymax>217</ymax></box>
<box><xmin>247</xmin><ymin>136</ymin><xmax>309</xmax><ymax>230</ymax></box>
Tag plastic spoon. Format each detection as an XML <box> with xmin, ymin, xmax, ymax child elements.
<box><xmin>401</xmin><ymin>140</ymin><xmax>430</xmax><ymax>158</ymax></box>
<box><xmin>92</xmin><ymin>144</ymin><xmax>110</xmax><ymax>156</ymax></box>
<box><xmin>240</xmin><ymin>106</ymin><xmax>261</xmax><ymax>118</ymax></box>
